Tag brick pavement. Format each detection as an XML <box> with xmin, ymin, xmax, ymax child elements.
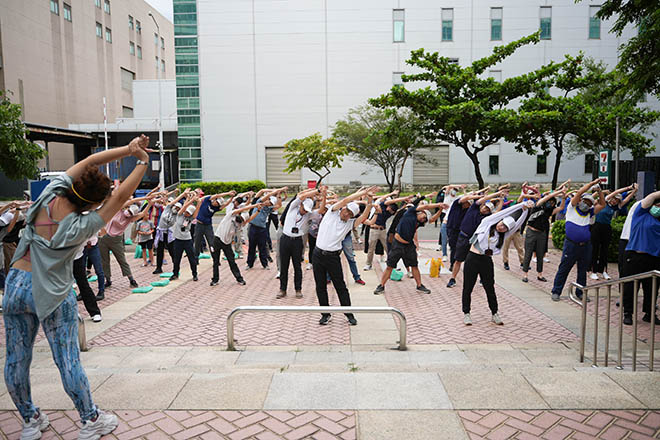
<box><xmin>458</xmin><ymin>409</ymin><xmax>660</xmax><ymax>440</ymax></box>
<box><xmin>0</xmin><ymin>409</ymin><xmax>357</xmax><ymax>440</ymax></box>
<box><xmin>89</xmin><ymin>258</ymin><xmax>350</xmax><ymax>347</ymax></box>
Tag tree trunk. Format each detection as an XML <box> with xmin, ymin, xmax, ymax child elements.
<box><xmin>397</xmin><ymin>153</ymin><xmax>410</xmax><ymax>192</ymax></box>
<box><xmin>466</xmin><ymin>151</ymin><xmax>485</xmax><ymax>188</ymax></box>
<box><xmin>551</xmin><ymin>146</ymin><xmax>563</xmax><ymax>190</ymax></box>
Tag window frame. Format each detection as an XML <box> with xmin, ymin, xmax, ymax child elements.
<box><xmin>50</xmin><ymin>0</ymin><xmax>59</xmax><ymax>15</ymax></box>
<box><xmin>584</xmin><ymin>154</ymin><xmax>595</xmax><ymax>174</ymax></box>
<box><xmin>94</xmin><ymin>0</ymin><xmax>101</xmax><ymax>8</ymax></box>
<box><xmin>490</xmin><ymin>7</ymin><xmax>502</xmax><ymax>41</ymax></box>
<box><xmin>63</xmin><ymin>3</ymin><xmax>72</xmax><ymax>21</ymax></box>
<box><xmin>161</xmin><ymin>37</ymin><xmax>165</xmax><ymax>49</ymax></box>
<box><xmin>392</xmin><ymin>71</ymin><xmax>404</xmax><ymax>87</ymax></box>
<box><xmin>442</xmin><ymin>8</ymin><xmax>454</xmax><ymax>42</ymax></box>
<box><xmin>96</xmin><ymin>22</ymin><xmax>103</xmax><ymax>38</ymax></box>
<box><xmin>137</xmin><ymin>45</ymin><xmax>143</xmax><ymax>59</ymax></box>
<box><xmin>589</xmin><ymin>5</ymin><xmax>601</xmax><ymax>39</ymax></box>
<box><xmin>393</xmin><ymin>9</ymin><xmax>405</xmax><ymax>43</ymax></box>
<box><xmin>129</xmin><ymin>15</ymin><xmax>134</xmax><ymax>30</ymax></box>
<box><xmin>103</xmin><ymin>0</ymin><xmax>110</xmax><ymax>14</ymax></box>
<box><xmin>536</xmin><ymin>154</ymin><xmax>548</xmax><ymax>175</ymax></box>
<box><xmin>136</xmin><ymin>20</ymin><xmax>142</xmax><ymax>34</ymax></box>
<box><xmin>540</xmin><ymin>6</ymin><xmax>552</xmax><ymax>40</ymax></box>
<box><xmin>105</xmin><ymin>27</ymin><xmax>112</xmax><ymax>43</ymax></box>
<box><xmin>488</xmin><ymin>155</ymin><xmax>500</xmax><ymax>176</ymax></box>
<box><xmin>129</xmin><ymin>41</ymin><xmax>135</xmax><ymax>55</ymax></box>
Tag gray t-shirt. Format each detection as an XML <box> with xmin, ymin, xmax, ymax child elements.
<box><xmin>12</xmin><ymin>174</ymin><xmax>106</xmax><ymax>320</ymax></box>
<box><xmin>158</xmin><ymin>205</ymin><xmax>176</xmax><ymax>230</ymax></box>
<box><xmin>136</xmin><ymin>219</ymin><xmax>154</xmax><ymax>243</ymax></box>
<box><xmin>173</xmin><ymin>213</ymin><xmax>193</xmax><ymax>240</ymax></box>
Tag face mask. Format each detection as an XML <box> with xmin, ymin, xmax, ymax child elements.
<box><xmin>123</xmin><ymin>210</ymin><xmax>131</xmax><ymax>217</ymax></box>
<box><xmin>450</xmin><ymin>190</ymin><xmax>457</xmax><ymax>197</ymax></box>
<box><xmin>545</xmin><ymin>202</ymin><xmax>554</xmax><ymax>209</ymax></box>
<box><xmin>650</xmin><ymin>206</ymin><xmax>660</xmax><ymax>218</ymax></box>
<box><xmin>578</xmin><ymin>202</ymin><xmax>590</xmax><ymax>212</ymax></box>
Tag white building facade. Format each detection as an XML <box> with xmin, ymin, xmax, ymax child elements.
<box><xmin>175</xmin><ymin>0</ymin><xmax>657</xmax><ymax>186</ymax></box>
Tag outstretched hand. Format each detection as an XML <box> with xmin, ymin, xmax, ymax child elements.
<box><xmin>128</xmin><ymin>135</ymin><xmax>153</xmax><ymax>161</ymax></box>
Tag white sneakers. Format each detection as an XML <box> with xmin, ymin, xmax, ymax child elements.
<box><xmin>20</xmin><ymin>411</ymin><xmax>49</xmax><ymax>440</ymax></box>
<box><xmin>363</xmin><ymin>264</ymin><xmax>372</xmax><ymax>271</ymax></box>
<box><xmin>275</xmin><ymin>272</ymin><xmax>280</xmax><ymax>279</ymax></box>
<box><xmin>590</xmin><ymin>273</ymin><xmax>599</xmax><ymax>280</ymax></box>
<box><xmin>463</xmin><ymin>313</ymin><xmax>472</xmax><ymax>326</ymax></box>
<box><xmin>543</xmin><ymin>257</ymin><xmax>550</xmax><ymax>263</ymax></box>
<box><xmin>306</xmin><ymin>263</ymin><xmax>313</xmax><ymax>270</ymax></box>
<box><xmin>442</xmin><ymin>256</ymin><xmax>448</xmax><ymax>262</ymax></box>
<box><xmin>91</xmin><ymin>315</ymin><xmax>102</xmax><ymax>323</ymax></box>
<box><xmin>78</xmin><ymin>410</ymin><xmax>118</xmax><ymax>440</ymax></box>
<box><xmin>603</xmin><ymin>272</ymin><xmax>612</xmax><ymax>280</ymax></box>
<box><xmin>491</xmin><ymin>313</ymin><xmax>504</xmax><ymax>325</ymax></box>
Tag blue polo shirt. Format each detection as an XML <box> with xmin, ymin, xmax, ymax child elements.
<box><xmin>595</xmin><ymin>204</ymin><xmax>620</xmax><ymax>225</ymax></box>
<box><xmin>396</xmin><ymin>206</ymin><xmax>420</xmax><ymax>243</ymax></box>
<box><xmin>626</xmin><ymin>206</ymin><xmax>660</xmax><ymax>257</ymax></box>
<box><xmin>374</xmin><ymin>202</ymin><xmax>394</xmax><ymax>227</ymax></box>
<box><xmin>250</xmin><ymin>199</ymin><xmax>273</xmax><ymax>228</ymax></box>
<box><xmin>196</xmin><ymin>197</ymin><xmax>220</xmax><ymax>225</ymax></box>
<box><xmin>459</xmin><ymin>203</ymin><xmax>486</xmax><ymax>236</ymax></box>
<box><xmin>447</xmin><ymin>199</ymin><xmax>468</xmax><ymax>231</ymax></box>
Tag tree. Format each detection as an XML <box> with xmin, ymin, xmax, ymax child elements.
<box><xmin>578</xmin><ymin>0</ymin><xmax>660</xmax><ymax>96</ymax></box>
<box><xmin>0</xmin><ymin>91</ymin><xmax>47</xmax><ymax>180</ymax></box>
<box><xmin>371</xmin><ymin>32</ymin><xmax>565</xmax><ymax>188</ymax></box>
<box><xmin>333</xmin><ymin>104</ymin><xmax>431</xmax><ymax>191</ymax></box>
<box><xmin>565</xmin><ymin>58</ymin><xmax>659</xmax><ymax>160</ymax></box>
<box><xmin>283</xmin><ymin>132</ymin><xmax>347</xmax><ymax>186</ymax></box>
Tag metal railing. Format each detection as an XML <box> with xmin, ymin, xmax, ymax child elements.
<box><xmin>226</xmin><ymin>306</ymin><xmax>407</xmax><ymax>351</ymax></box>
<box><xmin>569</xmin><ymin>270</ymin><xmax>659</xmax><ymax>371</ymax></box>
<box><xmin>77</xmin><ymin>314</ymin><xmax>88</xmax><ymax>352</ymax></box>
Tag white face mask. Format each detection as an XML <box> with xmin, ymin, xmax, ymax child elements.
<box><xmin>123</xmin><ymin>210</ymin><xmax>131</xmax><ymax>217</ymax></box>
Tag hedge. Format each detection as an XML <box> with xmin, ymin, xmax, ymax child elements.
<box><xmin>179</xmin><ymin>180</ymin><xmax>266</xmax><ymax>194</ymax></box>
<box><xmin>550</xmin><ymin>215</ymin><xmax>626</xmax><ymax>263</ymax></box>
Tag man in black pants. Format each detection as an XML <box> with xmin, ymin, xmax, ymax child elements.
<box><xmin>277</xmin><ymin>188</ymin><xmax>323</xmax><ymax>299</ymax></box>
<box><xmin>246</xmin><ymin>188</ymin><xmax>286</xmax><ymax>270</ymax></box>
<box><xmin>313</xmin><ymin>187</ymin><xmax>377</xmax><ymax>326</ymax></box>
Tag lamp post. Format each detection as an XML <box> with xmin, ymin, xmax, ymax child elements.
<box><xmin>149</xmin><ymin>11</ymin><xmax>165</xmax><ymax>189</ymax></box>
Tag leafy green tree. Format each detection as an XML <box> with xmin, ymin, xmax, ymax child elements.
<box><xmin>579</xmin><ymin>0</ymin><xmax>660</xmax><ymax>96</ymax></box>
<box><xmin>333</xmin><ymin>104</ymin><xmax>431</xmax><ymax>191</ymax></box>
<box><xmin>371</xmin><ymin>32</ymin><xmax>565</xmax><ymax>188</ymax></box>
<box><xmin>283</xmin><ymin>132</ymin><xmax>347</xmax><ymax>186</ymax></box>
<box><xmin>0</xmin><ymin>91</ymin><xmax>47</xmax><ymax>180</ymax></box>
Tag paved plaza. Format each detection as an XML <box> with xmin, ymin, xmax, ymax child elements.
<box><xmin>0</xmin><ymin>232</ymin><xmax>658</xmax><ymax>439</ymax></box>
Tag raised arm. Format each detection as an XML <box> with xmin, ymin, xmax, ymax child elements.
<box><xmin>332</xmin><ymin>186</ymin><xmax>377</xmax><ymax>212</ymax></box>
<box><xmin>476</xmin><ymin>190</ymin><xmax>504</xmax><ymax>205</ymax></box>
<box><xmin>536</xmin><ymin>189</ymin><xmax>563</xmax><ymax>207</ymax></box>
<box><xmin>355</xmin><ymin>194</ymin><xmax>375</xmax><ymax>226</ymax></box>
<box><xmin>571</xmin><ymin>178</ymin><xmax>601</xmax><ymax>207</ymax></box>
<box><xmin>593</xmin><ymin>186</ymin><xmax>607</xmax><ymax>214</ymax></box>
<box><xmin>641</xmin><ymin>189</ymin><xmax>660</xmax><ymax>210</ymax></box>
<box><xmin>619</xmin><ymin>184</ymin><xmax>637</xmax><ymax>208</ymax></box>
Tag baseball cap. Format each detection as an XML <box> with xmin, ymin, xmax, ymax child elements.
<box><xmin>174</xmin><ymin>202</ymin><xmax>183</xmax><ymax>210</ymax></box>
<box><xmin>582</xmin><ymin>194</ymin><xmax>595</xmax><ymax>204</ymax></box>
<box><xmin>127</xmin><ymin>205</ymin><xmax>140</xmax><ymax>216</ymax></box>
<box><xmin>502</xmin><ymin>216</ymin><xmax>516</xmax><ymax>231</ymax></box>
<box><xmin>185</xmin><ymin>205</ymin><xmax>196</xmax><ymax>215</ymax></box>
<box><xmin>347</xmin><ymin>202</ymin><xmax>360</xmax><ymax>216</ymax></box>
<box><xmin>269</xmin><ymin>196</ymin><xmax>278</xmax><ymax>205</ymax></box>
<box><xmin>484</xmin><ymin>201</ymin><xmax>495</xmax><ymax>212</ymax></box>
<box><xmin>302</xmin><ymin>198</ymin><xmax>314</xmax><ymax>213</ymax></box>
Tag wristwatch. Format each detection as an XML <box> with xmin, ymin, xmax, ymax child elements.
<box><xmin>136</xmin><ymin>159</ymin><xmax>149</xmax><ymax>166</ymax></box>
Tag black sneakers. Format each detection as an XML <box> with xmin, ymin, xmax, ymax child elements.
<box><xmin>237</xmin><ymin>279</ymin><xmax>246</xmax><ymax>286</ymax></box>
<box><xmin>503</xmin><ymin>262</ymin><xmax>510</xmax><ymax>270</ymax></box>
<box><xmin>105</xmin><ymin>280</ymin><xmax>112</xmax><ymax>288</ymax></box>
<box><xmin>319</xmin><ymin>314</ymin><xmax>332</xmax><ymax>325</ymax></box>
<box><xmin>152</xmin><ymin>269</ymin><xmax>163</xmax><ymax>275</ymax></box>
<box><xmin>416</xmin><ymin>284</ymin><xmax>431</xmax><ymax>294</ymax></box>
<box><xmin>129</xmin><ymin>279</ymin><xmax>138</xmax><ymax>288</ymax></box>
<box><xmin>623</xmin><ymin>314</ymin><xmax>633</xmax><ymax>326</ymax></box>
<box><xmin>193</xmin><ymin>275</ymin><xmax>199</xmax><ymax>281</ymax></box>
<box><xmin>642</xmin><ymin>313</ymin><xmax>660</xmax><ymax>325</ymax></box>
<box><xmin>346</xmin><ymin>315</ymin><xmax>357</xmax><ymax>326</ymax></box>
<box><xmin>170</xmin><ymin>275</ymin><xmax>179</xmax><ymax>281</ymax></box>
<box><xmin>210</xmin><ymin>280</ymin><xmax>218</xmax><ymax>286</ymax></box>
<box><xmin>446</xmin><ymin>278</ymin><xmax>456</xmax><ymax>288</ymax></box>
<box><xmin>96</xmin><ymin>292</ymin><xmax>105</xmax><ymax>301</ymax></box>
<box><xmin>373</xmin><ymin>284</ymin><xmax>385</xmax><ymax>295</ymax></box>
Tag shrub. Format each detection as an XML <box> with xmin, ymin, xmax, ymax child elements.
<box><xmin>551</xmin><ymin>220</ymin><xmax>566</xmax><ymax>250</ymax></box>
<box><xmin>179</xmin><ymin>180</ymin><xmax>266</xmax><ymax>194</ymax></box>
<box><xmin>550</xmin><ymin>215</ymin><xmax>627</xmax><ymax>262</ymax></box>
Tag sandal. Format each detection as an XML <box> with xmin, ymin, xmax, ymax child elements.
<box><xmin>537</xmin><ymin>276</ymin><xmax>548</xmax><ymax>282</ymax></box>
<box><xmin>522</xmin><ymin>277</ymin><xmax>528</xmax><ymax>283</ymax></box>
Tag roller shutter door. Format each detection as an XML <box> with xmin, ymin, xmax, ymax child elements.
<box><xmin>265</xmin><ymin>147</ymin><xmax>301</xmax><ymax>187</ymax></box>
<box><xmin>413</xmin><ymin>146</ymin><xmax>449</xmax><ymax>185</ymax></box>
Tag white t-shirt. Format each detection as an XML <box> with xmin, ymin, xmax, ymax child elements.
<box><xmin>215</xmin><ymin>213</ymin><xmax>241</xmax><ymax>245</ymax></box>
<box><xmin>620</xmin><ymin>201</ymin><xmax>641</xmax><ymax>241</ymax></box>
<box><xmin>282</xmin><ymin>198</ymin><xmax>313</xmax><ymax>238</ymax></box>
<box><xmin>315</xmin><ymin>204</ymin><xmax>356</xmax><ymax>252</ymax></box>
<box><xmin>442</xmin><ymin>193</ymin><xmax>459</xmax><ymax>223</ymax></box>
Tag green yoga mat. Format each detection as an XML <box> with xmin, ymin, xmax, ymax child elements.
<box><xmin>124</xmin><ymin>239</ymin><xmax>133</xmax><ymax>245</ymax></box>
<box><xmin>87</xmin><ymin>275</ymin><xmax>98</xmax><ymax>282</ymax></box>
<box><xmin>160</xmin><ymin>272</ymin><xmax>174</xmax><ymax>278</ymax></box>
<box><xmin>151</xmin><ymin>279</ymin><xmax>170</xmax><ymax>287</ymax></box>
<box><xmin>132</xmin><ymin>285</ymin><xmax>153</xmax><ymax>294</ymax></box>
<box><xmin>198</xmin><ymin>253</ymin><xmax>211</xmax><ymax>259</ymax></box>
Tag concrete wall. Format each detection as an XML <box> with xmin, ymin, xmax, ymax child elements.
<box><xmin>0</xmin><ymin>0</ymin><xmax>175</xmax><ymax>170</ymax></box>
<box><xmin>196</xmin><ymin>0</ymin><xmax>658</xmax><ymax>186</ymax></box>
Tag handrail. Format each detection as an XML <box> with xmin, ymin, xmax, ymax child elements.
<box><xmin>226</xmin><ymin>306</ymin><xmax>407</xmax><ymax>351</ymax></box>
<box><xmin>569</xmin><ymin>270</ymin><xmax>659</xmax><ymax>371</ymax></box>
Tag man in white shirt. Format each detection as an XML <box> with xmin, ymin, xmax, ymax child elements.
<box><xmin>314</xmin><ymin>187</ymin><xmax>378</xmax><ymax>326</ymax></box>
<box><xmin>277</xmin><ymin>187</ymin><xmax>324</xmax><ymax>299</ymax></box>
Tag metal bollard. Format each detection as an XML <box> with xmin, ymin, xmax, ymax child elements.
<box><xmin>78</xmin><ymin>314</ymin><xmax>88</xmax><ymax>352</ymax></box>
<box><xmin>605</xmin><ymin>285</ymin><xmax>611</xmax><ymax>367</ymax></box>
<box><xmin>650</xmin><ymin>277</ymin><xmax>657</xmax><ymax>371</ymax></box>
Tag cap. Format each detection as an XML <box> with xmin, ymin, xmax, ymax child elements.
<box><xmin>423</xmin><ymin>210</ymin><xmax>433</xmax><ymax>220</ymax></box>
<box><xmin>302</xmin><ymin>198</ymin><xmax>314</xmax><ymax>213</ymax></box>
<box><xmin>0</xmin><ymin>211</ymin><xmax>14</xmax><ymax>226</ymax></box>
<box><xmin>347</xmin><ymin>202</ymin><xmax>360</xmax><ymax>216</ymax></box>
<box><xmin>484</xmin><ymin>201</ymin><xmax>495</xmax><ymax>212</ymax></box>
<box><xmin>185</xmin><ymin>205</ymin><xmax>196</xmax><ymax>215</ymax></box>
<box><xmin>269</xmin><ymin>196</ymin><xmax>278</xmax><ymax>205</ymax></box>
<box><xmin>174</xmin><ymin>202</ymin><xmax>183</xmax><ymax>210</ymax></box>
<box><xmin>612</xmin><ymin>193</ymin><xmax>623</xmax><ymax>201</ymax></box>
<box><xmin>167</xmin><ymin>197</ymin><xmax>174</xmax><ymax>204</ymax></box>
<box><xmin>127</xmin><ymin>205</ymin><xmax>140</xmax><ymax>216</ymax></box>
<box><xmin>581</xmin><ymin>194</ymin><xmax>595</xmax><ymax>204</ymax></box>
<box><xmin>502</xmin><ymin>216</ymin><xmax>516</xmax><ymax>231</ymax></box>
<box><xmin>240</xmin><ymin>212</ymin><xmax>249</xmax><ymax>222</ymax></box>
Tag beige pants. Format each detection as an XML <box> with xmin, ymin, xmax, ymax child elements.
<box><xmin>366</xmin><ymin>227</ymin><xmax>388</xmax><ymax>266</ymax></box>
<box><xmin>502</xmin><ymin>231</ymin><xmax>524</xmax><ymax>265</ymax></box>
<box><xmin>99</xmin><ymin>234</ymin><xmax>133</xmax><ymax>281</ymax></box>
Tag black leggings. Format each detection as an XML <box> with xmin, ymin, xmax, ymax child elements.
<box><xmin>308</xmin><ymin>234</ymin><xmax>317</xmax><ymax>265</ymax></box>
<box><xmin>523</xmin><ymin>228</ymin><xmax>546</xmax><ymax>274</ymax></box>
<box><xmin>590</xmin><ymin>222</ymin><xmax>612</xmax><ymax>274</ymax></box>
<box><xmin>462</xmin><ymin>251</ymin><xmax>498</xmax><ymax>315</ymax></box>
<box><xmin>173</xmin><ymin>239</ymin><xmax>198</xmax><ymax>277</ymax></box>
<box><xmin>73</xmin><ymin>256</ymin><xmax>100</xmax><ymax>317</ymax></box>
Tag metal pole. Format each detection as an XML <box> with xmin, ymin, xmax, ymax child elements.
<box><xmin>618</xmin><ymin>282</ymin><xmax>624</xmax><ymax>369</ymax></box>
<box><xmin>633</xmin><ymin>279</ymin><xmax>639</xmax><ymax>371</ymax></box>
<box><xmin>149</xmin><ymin>12</ymin><xmax>165</xmax><ymax>189</ymax></box>
<box><xmin>605</xmin><ymin>285</ymin><xmax>611</xmax><ymax>367</ymax></box>
<box><xmin>650</xmin><ymin>276</ymin><xmax>657</xmax><ymax>371</ymax></box>
<box><xmin>579</xmin><ymin>285</ymin><xmax>588</xmax><ymax>363</ymax></box>
<box><xmin>593</xmin><ymin>288</ymin><xmax>599</xmax><ymax>367</ymax></box>
<box><xmin>103</xmin><ymin>96</ymin><xmax>109</xmax><ymax>176</ymax></box>
<box><xmin>615</xmin><ymin>117</ymin><xmax>620</xmax><ymax>189</ymax></box>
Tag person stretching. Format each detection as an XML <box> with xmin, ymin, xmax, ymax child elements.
<box><xmin>170</xmin><ymin>193</ymin><xmax>202</xmax><ymax>281</ymax></box>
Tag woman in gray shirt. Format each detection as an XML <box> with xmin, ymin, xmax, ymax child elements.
<box><xmin>3</xmin><ymin>135</ymin><xmax>153</xmax><ymax>440</ymax></box>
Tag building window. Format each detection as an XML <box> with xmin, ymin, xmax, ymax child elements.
<box><xmin>489</xmin><ymin>155</ymin><xmax>499</xmax><ymax>175</ymax></box>
<box><xmin>137</xmin><ymin>45</ymin><xmax>142</xmax><ymax>59</ymax></box>
<box><xmin>491</xmin><ymin>7</ymin><xmax>502</xmax><ymax>41</ymax></box>
<box><xmin>103</xmin><ymin>0</ymin><xmax>110</xmax><ymax>14</ymax></box>
<box><xmin>129</xmin><ymin>41</ymin><xmax>135</xmax><ymax>55</ymax></box>
<box><xmin>94</xmin><ymin>0</ymin><xmax>101</xmax><ymax>8</ymax></box>
<box><xmin>585</xmin><ymin>154</ymin><xmax>595</xmax><ymax>174</ymax></box>
<box><xmin>161</xmin><ymin>59</ymin><xmax>165</xmax><ymax>72</ymax></box>
<box><xmin>63</xmin><ymin>3</ymin><xmax>72</xmax><ymax>21</ymax></box>
<box><xmin>442</xmin><ymin>9</ymin><xmax>454</xmax><ymax>41</ymax></box>
<box><xmin>536</xmin><ymin>155</ymin><xmax>547</xmax><ymax>175</ymax></box>
<box><xmin>96</xmin><ymin>22</ymin><xmax>103</xmax><ymax>38</ymax></box>
<box><xmin>120</xmin><ymin>68</ymin><xmax>135</xmax><ymax>91</ymax></box>
<box><xmin>161</xmin><ymin>37</ymin><xmax>165</xmax><ymax>49</ymax></box>
<box><xmin>393</xmin><ymin>72</ymin><xmax>403</xmax><ymax>87</ymax></box>
<box><xmin>489</xmin><ymin>70</ymin><xmax>502</xmax><ymax>82</ymax></box>
<box><xmin>540</xmin><ymin>7</ymin><xmax>552</xmax><ymax>40</ymax></box>
<box><xmin>154</xmin><ymin>33</ymin><xmax>159</xmax><ymax>45</ymax></box>
<box><xmin>50</xmin><ymin>0</ymin><xmax>59</xmax><ymax>15</ymax></box>
<box><xmin>136</xmin><ymin>20</ymin><xmax>142</xmax><ymax>34</ymax></box>
<box><xmin>129</xmin><ymin>15</ymin><xmax>134</xmax><ymax>30</ymax></box>
<box><xmin>589</xmin><ymin>6</ymin><xmax>601</xmax><ymax>39</ymax></box>
<box><xmin>122</xmin><ymin>106</ymin><xmax>134</xmax><ymax>118</ymax></box>
<box><xmin>393</xmin><ymin>9</ymin><xmax>405</xmax><ymax>42</ymax></box>
<box><xmin>105</xmin><ymin>27</ymin><xmax>112</xmax><ymax>43</ymax></box>
<box><xmin>156</xmin><ymin>56</ymin><xmax>159</xmax><ymax>70</ymax></box>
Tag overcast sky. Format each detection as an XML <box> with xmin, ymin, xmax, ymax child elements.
<box><xmin>145</xmin><ymin>0</ymin><xmax>173</xmax><ymax>22</ymax></box>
